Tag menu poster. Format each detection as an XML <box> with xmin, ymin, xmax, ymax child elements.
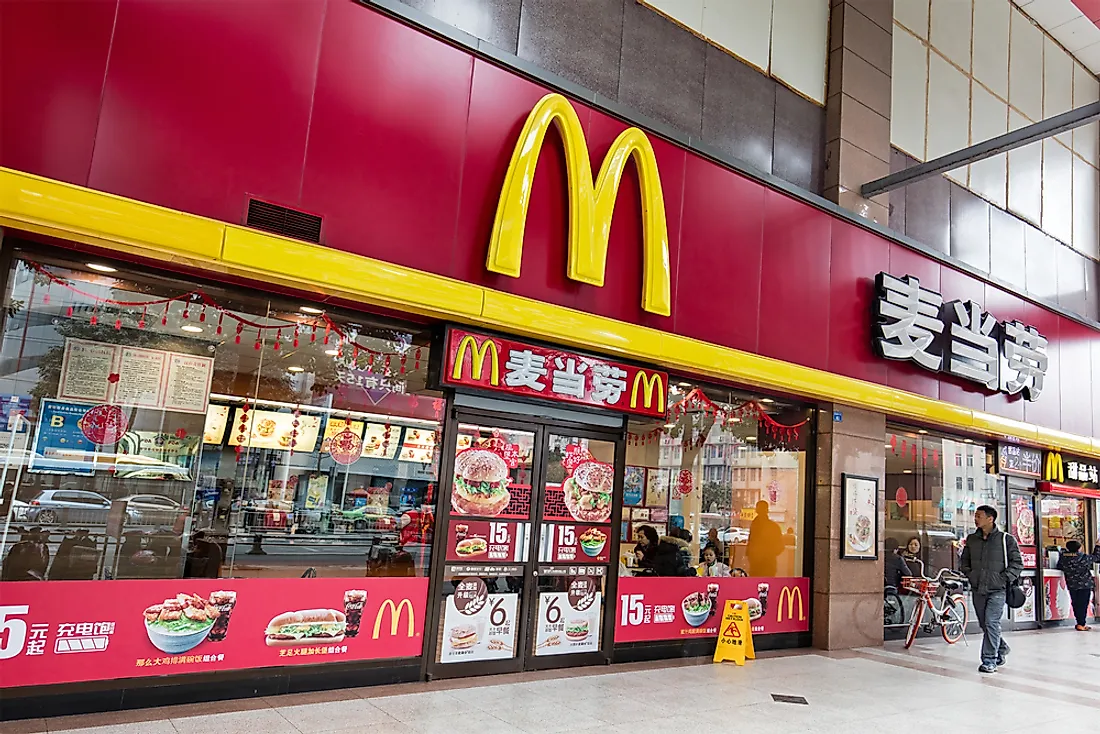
<box><xmin>645</xmin><ymin>468</ymin><xmax>669</xmax><ymax>507</ymax></box>
<box><xmin>203</xmin><ymin>405</ymin><xmax>231</xmax><ymax>445</ymax></box>
<box><xmin>305</xmin><ymin>474</ymin><xmax>328</xmax><ymax>510</ymax></box>
<box><xmin>534</xmin><ymin>585</ymin><xmax>602</xmax><ymax>656</ymax></box>
<box><xmin>538</xmin><ymin>523</ymin><xmax>610</xmax><ymax>563</ymax></box>
<box><xmin>398</xmin><ymin>428</ymin><xmax>436</xmax><ymax>464</ymax></box>
<box><xmin>321</xmin><ymin>417</ymin><xmax>365</xmax><ymax>453</ymax></box>
<box><xmin>1013</xmin><ymin>573</ymin><xmax>1037</xmax><ymax>623</ymax></box>
<box><xmin>615</xmin><ymin>576</ymin><xmax>810</xmax><ymax>642</ymax></box>
<box><xmin>445</xmin><ymin>520</ymin><xmax>530</xmax><ymax>563</ymax></box>
<box><xmin>841</xmin><ymin>474</ymin><xmax>878</xmax><ymax>560</ymax></box>
<box><xmin>227</xmin><ymin>409</ymin><xmax>322</xmax><ymax>452</ymax></box>
<box><xmin>0</xmin><ymin>577</ymin><xmax>428</xmax><ymax>688</ymax></box>
<box><xmin>439</xmin><ymin>578</ymin><xmax>517</xmax><ymax>663</ymax></box>
<box><xmin>58</xmin><ymin>338</ymin><xmax>213</xmax><ymax>415</ymax></box>
<box><xmin>28</xmin><ymin>399</ymin><xmax>97</xmax><ymax>475</ymax></box>
<box><xmin>362</xmin><ymin>423</ymin><xmax>400</xmax><ymax>460</ymax></box>
<box><xmin>623</xmin><ymin>466</ymin><xmax>645</xmax><ymax>506</ymax></box>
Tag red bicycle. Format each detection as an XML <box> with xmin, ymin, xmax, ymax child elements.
<box><xmin>900</xmin><ymin>566</ymin><xmax>969</xmax><ymax>649</ymax></box>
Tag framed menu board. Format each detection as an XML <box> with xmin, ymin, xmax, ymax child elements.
<box><xmin>841</xmin><ymin>473</ymin><xmax>878</xmax><ymax>560</ymax></box>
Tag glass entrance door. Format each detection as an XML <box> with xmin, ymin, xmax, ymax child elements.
<box><xmin>425</xmin><ymin>414</ymin><xmax>622</xmax><ymax>678</ymax></box>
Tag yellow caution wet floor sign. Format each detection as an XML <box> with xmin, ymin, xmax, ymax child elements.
<box><xmin>713</xmin><ymin>599</ymin><xmax>755</xmax><ymax>665</ymax></box>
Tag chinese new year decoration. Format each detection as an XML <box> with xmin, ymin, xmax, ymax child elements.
<box><xmin>627</xmin><ymin>388</ymin><xmax>808</xmax><ymax>447</ymax></box>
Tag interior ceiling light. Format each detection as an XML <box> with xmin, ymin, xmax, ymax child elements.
<box><xmin>181</xmin><ymin>325</ymin><xmax>203</xmax><ymax>333</ymax></box>
<box><xmin>324</xmin><ymin>348</ymin><xmax>340</xmax><ymax>356</ymax></box>
<box><xmin>299</xmin><ymin>305</ymin><xmax>324</xmax><ymax>314</ymax></box>
<box><xmin>918</xmin><ymin>429</ymin><xmax>928</xmax><ymax>434</ymax></box>
<box><xmin>760</xmin><ymin>398</ymin><xmax>774</xmax><ymax>403</ymax></box>
<box><xmin>86</xmin><ymin>263</ymin><xmax>117</xmax><ymax>273</ymax></box>
<box><xmin>287</xmin><ymin>366</ymin><xmax>305</xmax><ymax>373</ymax></box>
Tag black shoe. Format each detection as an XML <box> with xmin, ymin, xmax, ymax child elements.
<box><xmin>978</xmin><ymin>664</ymin><xmax>997</xmax><ymax>673</ymax></box>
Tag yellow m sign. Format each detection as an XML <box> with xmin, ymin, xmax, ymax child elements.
<box><xmin>486</xmin><ymin>93</ymin><xmax>672</xmax><ymax>317</ymax></box>
<box><xmin>778</xmin><ymin>586</ymin><xmax>805</xmax><ymax>623</ymax></box>
<box><xmin>452</xmin><ymin>334</ymin><xmax>500</xmax><ymax>386</ymax></box>
<box><xmin>373</xmin><ymin>598</ymin><xmax>416</xmax><ymax>639</ymax></box>
<box><xmin>1045</xmin><ymin>452</ymin><xmax>1064</xmax><ymax>483</ymax></box>
<box><xmin>630</xmin><ymin>371</ymin><xmax>665</xmax><ymax>414</ymax></box>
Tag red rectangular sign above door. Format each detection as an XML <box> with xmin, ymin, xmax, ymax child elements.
<box><xmin>442</xmin><ymin>328</ymin><xmax>668</xmax><ymax>418</ymax></box>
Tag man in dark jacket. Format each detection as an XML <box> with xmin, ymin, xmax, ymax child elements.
<box><xmin>960</xmin><ymin>505</ymin><xmax>1023</xmax><ymax>673</ymax></box>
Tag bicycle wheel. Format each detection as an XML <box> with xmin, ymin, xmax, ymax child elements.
<box><xmin>940</xmin><ymin>595</ymin><xmax>968</xmax><ymax>644</ymax></box>
<box><xmin>884</xmin><ymin>591</ymin><xmax>905</xmax><ymax>626</ymax></box>
<box><xmin>904</xmin><ymin>601</ymin><xmax>924</xmax><ymax>649</ymax></box>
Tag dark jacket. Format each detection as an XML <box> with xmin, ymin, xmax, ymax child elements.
<box><xmin>652</xmin><ymin>539</ymin><xmax>692</xmax><ymax>576</ymax></box>
<box><xmin>1</xmin><ymin>531</ymin><xmax>50</xmax><ymax>581</ymax></box>
<box><xmin>884</xmin><ymin>552</ymin><xmax>912</xmax><ymax>589</ymax></box>
<box><xmin>1056</xmin><ymin>545</ymin><xmax>1100</xmax><ymax>591</ymax></box>
<box><xmin>50</xmin><ymin>531</ymin><xmax>99</xmax><ymax>580</ymax></box>
<box><xmin>960</xmin><ymin>526</ymin><xmax>1023</xmax><ymax>595</ymax></box>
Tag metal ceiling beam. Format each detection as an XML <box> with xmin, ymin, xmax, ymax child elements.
<box><xmin>861</xmin><ymin>101</ymin><xmax>1100</xmax><ymax>198</ymax></box>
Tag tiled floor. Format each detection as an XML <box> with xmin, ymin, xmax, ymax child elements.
<box><xmin>4</xmin><ymin>627</ymin><xmax>1098</xmax><ymax>734</ymax></box>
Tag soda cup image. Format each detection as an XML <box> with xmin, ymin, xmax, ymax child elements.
<box><xmin>757</xmin><ymin>582</ymin><xmax>769</xmax><ymax>616</ymax></box>
<box><xmin>344</xmin><ymin>590</ymin><xmax>368</xmax><ymax>638</ymax></box>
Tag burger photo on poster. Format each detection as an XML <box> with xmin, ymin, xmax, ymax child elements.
<box><xmin>563</xmin><ymin>461</ymin><xmax>613</xmax><ymax>523</ymax></box>
<box><xmin>264</xmin><ymin>609</ymin><xmax>347</xmax><ymax>647</ymax></box>
<box><xmin>455</xmin><ymin>537</ymin><xmax>488</xmax><ymax>557</ymax></box>
<box><xmin>452</xmin><ymin>449</ymin><xmax>511</xmax><ymax>517</ymax></box>
<box><xmin>450</xmin><ymin>624</ymin><xmax>478</xmax><ymax>650</ymax></box>
<box><xmin>565</xmin><ymin>619</ymin><xmax>589</xmax><ymax>640</ymax></box>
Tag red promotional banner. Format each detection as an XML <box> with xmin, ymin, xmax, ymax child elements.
<box><xmin>614</xmin><ymin>576</ymin><xmax>809</xmax><ymax>642</ymax></box>
<box><xmin>0</xmin><ymin>577</ymin><xmax>427</xmax><ymax>689</ymax></box>
<box><xmin>445</xmin><ymin>519</ymin><xmax>529</xmax><ymax>563</ymax></box>
<box><xmin>443</xmin><ymin>329</ymin><xmax>668</xmax><ymax>418</ymax></box>
<box><xmin>539</xmin><ymin>523</ymin><xmax>611</xmax><ymax>563</ymax></box>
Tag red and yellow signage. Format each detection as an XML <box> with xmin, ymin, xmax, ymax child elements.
<box><xmin>443</xmin><ymin>329</ymin><xmax>668</xmax><ymax>418</ymax></box>
<box><xmin>0</xmin><ymin>577</ymin><xmax>427</xmax><ymax>689</ymax></box>
<box><xmin>486</xmin><ymin>93</ymin><xmax>672</xmax><ymax>317</ymax></box>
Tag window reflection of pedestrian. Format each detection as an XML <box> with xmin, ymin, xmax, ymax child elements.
<box><xmin>746</xmin><ymin>500</ymin><xmax>783</xmax><ymax>577</ymax></box>
<box><xmin>183</xmin><ymin>529</ymin><xmax>222</xmax><ymax>578</ymax></box>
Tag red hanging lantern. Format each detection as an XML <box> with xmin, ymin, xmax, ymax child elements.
<box><xmin>139</xmin><ymin>305</ymin><xmax>147</xmax><ymax>329</ymax></box>
<box><xmin>216</xmin><ymin>311</ymin><xmax>224</xmax><ymax>335</ymax></box>
<box><xmin>162</xmin><ymin>303</ymin><xmax>169</xmax><ymax>326</ymax></box>
<box><xmin>235</xmin><ymin>323</ymin><xmax>243</xmax><ymax>344</ymax></box>
<box><xmin>199</xmin><ymin>305</ymin><xmax>207</xmax><ymax>322</ymax></box>
<box><xmin>66</xmin><ymin>305</ymin><xmax>73</xmax><ymax>317</ymax></box>
<box><xmin>415</xmin><ymin>347</ymin><xmax>422</xmax><ymax>370</ymax></box>
<box><xmin>273</xmin><ymin>329</ymin><xmax>282</xmax><ymax>350</ymax></box>
<box><xmin>293</xmin><ymin>325</ymin><xmax>299</xmax><ymax>348</ymax></box>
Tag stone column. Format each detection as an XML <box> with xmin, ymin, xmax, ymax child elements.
<box><xmin>812</xmin><ymin>404</ymin><xmax>887</xmax><ymax>650</ymax></box>
<box><xmin>824</xmin><ymin>0</ymin><xmax>893</xmax><ymax>225</ymax></box>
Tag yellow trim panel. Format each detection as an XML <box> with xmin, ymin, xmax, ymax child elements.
<box><xmin>1</xmin><ymin>167</ymin><xmax>1097</xmax><ymax>458</ymax></box>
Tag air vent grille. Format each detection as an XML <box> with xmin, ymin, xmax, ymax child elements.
<box><xmin>245</xmin><ymin>199</ymin><xmax>322</xmax><ymax>244</ymax></box>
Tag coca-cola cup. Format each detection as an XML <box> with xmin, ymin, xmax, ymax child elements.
<box><xmin>707</xmin><ymin>583</ymin><xmax>720</xmax><ymax>619</ymax></box>
<box><xmin>207</xmin><ymin>591</ymin><xmax>237</xmax><ymax>642</ymax></box>
<box><xmin>757</xmin><ymin>582</ymin><xmax>770</xmax><ymax>616</ymax></box>
<box><xmin>455</xmin><ymin>524</ymin><xmax>468</xmax><ymax>542</ymax></box>
<box><xmin>344</xmin><ymin>590</ymin><xmax>367</xmax><ymax>638</ymax></box>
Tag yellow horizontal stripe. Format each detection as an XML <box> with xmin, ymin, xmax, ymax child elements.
<box><xmin>2</xmin><ymin>167</ymin><xmax>1097</xmax><ymax>459</ymax></box>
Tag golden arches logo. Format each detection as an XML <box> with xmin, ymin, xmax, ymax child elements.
<box><xmin>777</xmin><ymin>586</ymin><xmax>805</xmax><ymax>623</ymax></box>
<box><xmin>452</xmin><ymin>335</ymin><xmax>500</xmax><ymax>386</ymax></box>
<box><xmin>629</xmin><ymin>371</ymin><xmax>665</xmax><ymax>414</ymax></box>
<box><xmin>372</xmin><ymin>598</ymin><xmax>416</xmax><ymax>639</ymax></box>
<box><xmin>486</xmin><ymin>93</ymin><xmax>672</xmax><ymax>317</ymax></box>
<box><xmin>1045</xmin><ymin>452</ymin><xmax>1064</xmax><ymax>483</ymax></box>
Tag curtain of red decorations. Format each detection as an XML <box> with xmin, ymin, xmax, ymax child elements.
<box><xmin>627</xmin><ymin>388</ymin><xmax>808</xmax><ymax>447</ymax></box>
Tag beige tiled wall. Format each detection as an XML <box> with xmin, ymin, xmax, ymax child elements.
<box><xmin>639</xmin><ymin>0</ymin><xmax>830</xmax><ymax>104</ymax></box>
<box><xmin>892</xmin><ymin>0</ymin><xmax>1100</xmax><ymax>260</ymax></box>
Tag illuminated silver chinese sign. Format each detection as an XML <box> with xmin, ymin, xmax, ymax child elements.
<box><xmin>872</xmin><ymin>273</ymin><xmax>1048</xmax><ymax>400</ymax></box>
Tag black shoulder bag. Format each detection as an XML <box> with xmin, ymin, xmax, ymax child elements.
<box><xmin>1003</xmin><ymin>532</ymin><xmax>1025</xmax><ymax>609</ymax></box>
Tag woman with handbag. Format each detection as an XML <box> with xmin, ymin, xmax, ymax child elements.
<box><xmin>1056</xmin><ymin>540</ymin><xmax>1100</xmax><ymax>631</ymax></box>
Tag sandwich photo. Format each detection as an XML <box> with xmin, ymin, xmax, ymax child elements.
<box><xmin>264</xmin><ymin>609</ymin><xmax>347</xmax><ymax>647</ymax></box>
<box><xmin>565</xmin><ymin>619</ymin><xmax>589</xmax><ymax>641</ymax></box>
<box><xmin>455</xmin><ymin>537</ymin><xmax>488</xmax><ymax>557</ymax></box>
<box><xmin>452</xmin><ymin>449</ymin><xmax>512</xmax><ymax>516</ymax></box>
<box><xmin>563</xmin><ymin>461</ymin><xmax>613</xmax><ymax>523</ymax></box>
<box><xmin>450</xmin><ymin>624</ymin><xmax>478</xmax><ymax>650</ymax></box>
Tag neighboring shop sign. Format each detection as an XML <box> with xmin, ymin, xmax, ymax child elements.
<box><xmin>0</xmin><ymin>577</ymin><xmax>427</xmax><ymax>688</ymax></box>
<box><xmin>445</xmin><ymin>519</ymin><xmax>530</xmax><ymax>562</ymax></box>
<box><xmin>485</xmin><ymin>93</ymin><xmax>672</xmax><ymax>317</ymax></box>
<box><xmin>438</xmin><ymin>578</ymin><xmax>517</xmax><ymax>663</ymax></box>
<box><xmin>1042</xmin><ymin>575</ymin><xmax>1096</xmax><ymax>622</ymax></box>
<box><xmin>614</xmin><ymin>577</ymin><xmax>809</xmax><ymax>643</ymax></box>
<box><xmin>1013</xmin><ymin>574</ymin><xmax>1037</xmax><ymax>623</ymax></box>
<box><xmin>537</xmin><ymin>523</ymin><xmax>610</xmax><ymax>563</ymax></box>
<box><xmin>443</xmin><ymin>329</ymin><xmax>668</xmax><ymax>417</ymax></box>
<box><xmin>58</xmin><ymin>338</ymin><xmax>214</xmax><ymax>414</ymax></box>
<box><xmin>1044</xmin><ymin>451</ymin><xmax>1100</xmax><ymax>486</ymax></box>
<box><xmin>872</xmin><ymin>273</ymin><xmax>1048</xmax><ymax>400</ymax></box>
<box><xmin>997</xmin><ymin>443</ymin><xmax>1043</xmax><ymax>479</ymax></box>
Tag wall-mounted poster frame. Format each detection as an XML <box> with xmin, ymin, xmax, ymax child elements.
<box><xmin>841</xmin><ymin>473</ymin><xmax>879</xmax><ymax>560</ymax></box>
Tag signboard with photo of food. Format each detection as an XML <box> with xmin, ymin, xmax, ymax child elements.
<box><xmin>438</xmin><ymin>577</ymin><xmax>518</xmax><ymax>663</ymax></box>
<box><xmin>534</xmin><ymin>579</ymin><xmax>601</xmax><ymax>657</ymax></box>
<box><xmin>841</xmin><ymin>474</ymin><xmax>878</xmax><ymax>560</ymax></box>
<box><xmin>227</xmin><ymin>409</ymin><xmax>322</xmax><ymax>452</ymax></box>
<box><xmin>444</xmin><ymin>519</ymin><xmax>530</xmax><ymax>563</ymax></box>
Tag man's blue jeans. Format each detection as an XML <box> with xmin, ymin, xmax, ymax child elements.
<box><xmin>973</xmin><ymin>591</ymin><xmax>1008</xmax><ymax>666</ymax></box>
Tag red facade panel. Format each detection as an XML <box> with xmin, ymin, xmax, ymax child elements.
<box><xmin>0</xmin><ymin>0</ymin><xmax>1095</xmax><ymax>438</ymax></box>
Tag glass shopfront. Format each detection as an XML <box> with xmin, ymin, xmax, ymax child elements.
<box><xmin>0</xmin><ymin>249</ymin><xmax>438</xmax><ymax>689</ymax></box>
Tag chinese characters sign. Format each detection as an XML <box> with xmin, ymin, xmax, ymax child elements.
<box><xmin>997</xmin><ymin>443</ymin><xmax>1043</xmax><ymax>479</ymax></box>
<box><xmin>0</xmin><ymin>577</ymin><xmax>426</xmax><ymax>689</ymax></box>
<box><xmin>443</xmin><ymin>329</ymin><xmax>668</xmax><ymax>417</ymax></box>
<box><xmin>872</xmin><ymin>273</ymin><xmax>1048</xmax><ymax>400</ymax></box>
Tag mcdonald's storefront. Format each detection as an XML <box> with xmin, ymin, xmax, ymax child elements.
<box><xmin>2</xmin><ymin>0</ymin><xmax>1100</xmax><ymax>717</ymax></box>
